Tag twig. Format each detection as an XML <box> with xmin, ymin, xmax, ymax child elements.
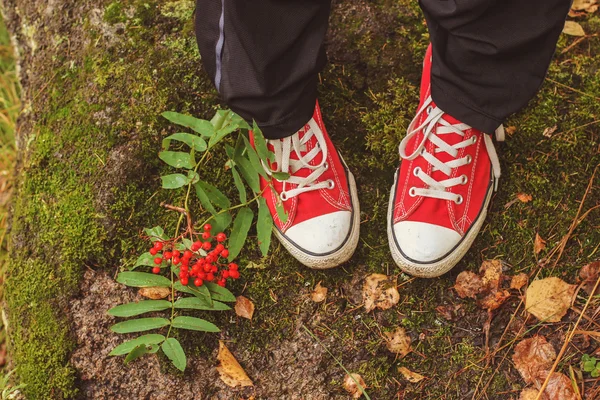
<box><xmin>161</xmin><ymin>202</ymin><xmax>193</xmax><ymax>235</ymax></box>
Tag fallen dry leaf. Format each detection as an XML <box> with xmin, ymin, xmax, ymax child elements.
<box><xmin>343</xmin><ymin>373</ymin><xmax>367</xmax><ymax>399</ymax></box>
<box><xmin>480</xmin><ymin>259</ymin><xmax>503</xmax><ymax>288</ymax></box>
<box><xmin>517</xmin><ymin>193</ymin><xmax>533</xmax><ymax>203</ymax></box>
<box><xmin>542</xmin><ymin>125</ymin><xmax>558</xmax><ymax>138</ymax></box>
<box><xmin>311</xmin><ymin>282</ymin><xmax>328</xmax><ymax>303</ymax></box>
<box><xmin>398</xmin><ymin>367</ymin><xmax>425</xmax><ymax>383</ymax></box>
<box><xmin>435</xmin><ymin>304</ymin><xmax>463</xmax><ymax>321</ymax></box>
<box><xmin>543</xmin><ymin>371</ymin><xmax>578</xmax><ymax>400</ymax></box>
<box><xmin>578</xmin><ymin>261</ymin><xmax>600</xmax><ymax>295</ymax></box>
<box><xmin>525</xmin><ymin>277</ymin><xmax>576</xmax><ymax>322</ymax></box>
<box><xmin>512</xmin><ymin>336</ymin><xmax>557</xmax><ymax>384</ymax></box>
<box><xmin>572</xmin><ymin>0</ymin><xmax>598</xmax><ymax>12</ymax></box>
<box><xmin>384</xmin><ymin>327</ymin><xmax>412</xmax><ymax>357</ymax></box>
<box><xmin>505</xmin><ymin>126</ymin><xmax>517</xmax><ymax>136</ymax></box>
<box><xmin>454</xmin><ymin>271</ymin><xmax>483</xmax><ymax>299</ymax></box>
<box><xmin>534</xmin><ymin>233</ymin><xmax>547</xmax><ymax>255</ymax></box>
<box><xmin>563</xmin><ymin>20</ymin><xmax>585</xmax><ymax>36</ymax></box>
<box><xmin>511</xmin><ymin>273</ymin><xmax>529</xmax><ymax>291</ymax></box>
<box><xmin>139</xmin><ymin>286</ymin><xmax>170</xmax><ymax>299</ymax></box>
<box><xmin>234</xmin><ymin>296</ymin><xmax>255</xmax><ymax>320</ymax></box>
<box><xmin>216</xmin><ymin>341</ymin><xmax>253</xmax><ymax>388</ymax></box>
<box><xmin>362</xmin><ymin>274</ymin><xmax>400</xmax><ymax>312</ymax></box>
<box><xmin>479</xmin><ymin>289</ymin><xmax>511</xmax><ymax>312</ymax></box>
<box><xmin>519</xmin><ymin>388</ymin><xmax>542</xmax><ymax>400</ymax></box>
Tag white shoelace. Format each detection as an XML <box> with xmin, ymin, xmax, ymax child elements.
<box><xmin>264</xmin><ymin>119</ymin><xmax>333</xmax><ymax>201</ymax></box>
<box><xmin>398</xmin><ymin>96</ymin><xmax>504</xmax><ymax>204</ymax></box>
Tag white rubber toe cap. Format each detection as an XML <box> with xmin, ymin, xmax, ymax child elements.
<box><xmin>284</xmin><ymin>211</ymin><xmax>352</xmax><ymax>255</ymax></box>
<box><xmin>393</xmin><ymin>221</ymin><xmax>462</xmax><ymax>263</ymax></box>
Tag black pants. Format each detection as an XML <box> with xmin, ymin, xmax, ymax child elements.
<box><xmin>195</xmin><ymin>0</ymin><xmax>571</xmax><ymax>139</ymax></box>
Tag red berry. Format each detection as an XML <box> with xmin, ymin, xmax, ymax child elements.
<box><xmin>220</xmin><ymin>249</ymin><xmax>229</xmax><ymax>258</ymax></box>
<box><xmin>216</xmin><ymin>233</ymin><xmax>227</xmax><ymax>242</ymax></box>
<box><xmin>191</xmin><ymin>241</ymin><xmax>202</xmax><ymax>251</ymax></box>
<box><xmin>173</xmin><ymin>250</ymin><xmax>180</xmax><ymax>257</ymax></box>
<box><xmin>180</xmin><ymin>277</ymin><xmax>189</xmax><ymax>286</ymax></box>
<box><xmin>153</xmin><ymin>241</ymin><xmax>164</xmax><ymax>251</ymax></box>
<box><xmin>206</xmin><ymin>273</ymin><xmax>215</xmax><ymax>281</ymax></box>
<box><xmin>230</xmin><ymin>270</ymin><xmax>240</xmax><ymax>279</ymax></box>
<box><xmin>172</xmin><ymin>256</ymin><xmax>181</xmax><ymax>265</ymax></box>
<box><xmin>149</xmin><ymin>248</ymin><xmax>158</xmax><ymax>256</ymax></box>
<box><xmin>163</xmin><ymin>251</ymin><xmax>172</xmax><ymax>260</ymax></box>
<box><xmin>210</xmin><ymin>265</ymin><xmax>218</xmax><ymax>273</ymax></box>
<box><xmin>203</xmin><ymin>264</ymin><xmax>212</xmax><ymax>273</ymax></box>
<box><xmin>202</xmin><ymin>231</ymin><xmax>211</xmax><ymax>240</ymax></box>
<box><xmin>222</xmin><ymin>270</ymin><xmax>230</xmax><ymax>279</ymax></box>
<box><xmin>154</xmin><ymin>257</ymin><xmax>162</xmax><ymax>265</ymax></box>
<box><xmin>194</xmin><ymin>278</ymin><xmax>203</xmax><ymax>287</ymax></box>
<box><xmin>228</xmin><ymin>263</ymin><xmax>238</xmax><ymax>271</ymax></box>
<box><xmin>205</xmin><ymin>254</ymin><xmax>215</xmax><ymax>263</ymax></box>
<box><xmin>218</xmin><ymin>279</ymin><xmax>226</xmax><ymax>287</ymax></box>
<box><xmin>183</xmin><ymin>250</ymin><xmax>193</xmax><ymax>259</ymax></box>
<box><xmin>198</xmin><ymin>272</ymin><xmax>206</xmax><ymax>280</ymax></box>
<box><xmin>202</xmin><ymin>242</ymin><xmax>212</xmax><ymax>251</ymax></box>
<box><xmin>215</xmin><ymin>244</ymin><xmax>225</xmax><ymax>253</ymax></box>
<box><xmin>152</xmin><ymin>267</ymin><xmax>161</xmax><ymax>274</ymax></box>
<box><xmin>203</xmin><ymin>224</ymin><xmax>212</xmax><ymax>232</ymax></box>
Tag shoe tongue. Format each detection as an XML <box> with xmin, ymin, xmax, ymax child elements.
<box><xmin>268</xmin><ymin>123</ymin><xmax>323</xmax><ymax>178</ymax></box>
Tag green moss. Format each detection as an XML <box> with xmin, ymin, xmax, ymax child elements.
<box><xmin>104</xmin><ymin>1</ymin><xmax>126</xmax><ymax>24</ymax></box>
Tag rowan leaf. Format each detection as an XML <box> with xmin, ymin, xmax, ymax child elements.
<box><xmin>227</xmin><ymin>207</ymin><xmax>254</xmax><ymax>260</ymax></box>
<box><xmin>161</xmin><ymin>338</ymin><xmax>187</xmax><ymax>372</ymax></box>
<box><xmin>117</xmin><ymin>272</ymin><xmax>172</xmax><ymax>288</ymax></box>
<box><xmin>171</xmin><ymin>316</ymin><xmax>220</xmax><ymax>332</ymax></box>
<box><xmin>164</xmin><ymin>132</ymin><xmax>207</xmax><ymax>152</ymax></box>
<box><xmin>256</xmin><ymin>197</ymin><xmax>273</xmax><ymax>256</ymax></box>
<box><xmin>161</xmin><ymin>173</ymin><xmax>189</xmax><ymax>189</ymax></box>
<box><xmin>174</xmin><ymin>297</ymin><xmax>230</xmax><ymax>311</ymax></box>
<box><xmin>109</xmin><ymin>334</ymin><xmax>166</xmax><ymax>356</ymax></box>
<box><xmin>108</xmin><ymin>300</ymin><xmax>171</xmax><ymax>317</ymax></box>
<box><xmin>162</xmin><ymin>111</ymin><xmax>214</xmax><ymax>138</ymax></box>
<box><xmin>110</xmin><ymin>317</ymin><xmax>170</xmax><ymax>334</ymax></box>
<box><xmin>159</xmin><ymin>151</ymin><xmax>195</xmax><ymax>169</ymax></box>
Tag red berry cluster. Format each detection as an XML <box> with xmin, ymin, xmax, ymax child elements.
<box><xmin>150</xmin><ymin>224</ymin><xmax>239</xmax><ymax>288</ymax></box>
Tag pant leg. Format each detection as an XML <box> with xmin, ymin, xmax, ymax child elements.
<box><xmin>420</xmin><ymin>0</ymin><xmax>571</xmax><ymax>134</ymax></box>
<box><xmin>195</xmin><ymin>0</ymin><xmax>331</xmax><ymax>139</ymax></box>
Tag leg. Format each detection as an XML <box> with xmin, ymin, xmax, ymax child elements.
<box><xmin>420</xmin><ymin>0</ymin><xmax>571</xmax><ymax>134</ymax></box>
<box><xmin>194</xmin><ymin>0</ymin><xmax>331</xmax><ymax>139</ymax></box>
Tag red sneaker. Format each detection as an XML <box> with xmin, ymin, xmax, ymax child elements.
<box><xmin>255</xmin><ymin>101</ymin><xmax>360</xmax><ymax>269</ymax></box>
<box><xmin>387</xmin><ymin>45</ymin><xmax>504</xmax><ymax>278</ymax></box>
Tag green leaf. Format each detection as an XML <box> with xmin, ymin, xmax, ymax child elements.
<box><xmin>204</xmin><ymin>282</ymin><xmax>237</xmax><ymax>302</ymax></box>
<box><xmin>271</xmin><ymin>171</ymin><xmax>291</xmax><ymax>181</ymax></box>
<box><xmin>174</xmin><ymin>281</ymin><xmax>212</xmax><ymax>304</ymax></box>
<box><xmin>187</xmin><ymin>170</ymin><xmax>200</xmax><ymax>185</ymax></box>
<box><xmin>194</xmin><ymin>182</ymin><xmax>217</xmax><ymax>215</ymax></box>
<box><xmin>175</xmin><ymin>238</ymin><xmax>194</xmax><ymax>251</ymax></box>
<box><xmin>109</xmin><ymin>334</ymin><xmax>166</xmax><ymax>356</ymax></box>
<box><xmin>161</xmin><ymin>338</ymin><xmax>187</xmax><ymax>372</ymax></box>
<box><xmin>251</xmin><ymin>121</ymin><xmax>273</xmax><ymax>162</ymax></box>
<box><xmin>257</xmin><ymin>197</ymin><xmax>273</xmax><ymax>256</ymax></box>
<box><xmin>234</xmin><ymin>154</ymin><xmax>260</xmax><ymax>193</ymax></box>
<box><xmin>174</xmin><ymin>297</ymin><xmax>231</xmax><ymax>311</ymax></box>
<box><xmin>275</xmin><ymin>199</ymin><xmax>288</xmax><ymax>224</ymax></box>
<box><xmin>110</xmin><ymin>318</ymin><xmax>170</xmax><ymax>334</ymax></box>
<box><xmin>209</xmin><ymin>211</ymin><xmax>232</xmax><ymax>236</ymax></box>
<box><xmin>124</xmin><ymin>344</ymin><xmax>149</xmax><ymax>364</ymax></box>
<box><xmin>208</xmin><ymin>111</ymin><xmax>249</xmax><ymax>149</ymax></box>
<box><xmin>144</xmin><ymin>226</ymin><xmax>169</xmax><ymax>242</ymax></box>
<box><xmin>161</xmin><ymin>173</ymin><xmax>190</xmax><ymax>189</ymax></box>
<box><xmin>165</xmin><ymin>132</ymin><xmax>208</xmax><ymax>152</ymax></box>
<box><xmin>162</xmin><ymin>111</ymin><xmax>214</xmax><ymax>138</ymax></box>
<box><xmin>196</xmin><ymin>180</ymin><xmax>231</xmax><ymax>210</ymax></box>
<box><xmin>134</xmin><ymin>252</ymin><xmax>158</xmax><ymax>269</ymax></box>
<box><xmin>231</xmin><ymin>167</ymin><xmax>247</xmax><ymax>203</ymax></box>
<box><xmin>108</xmin><ymin>300</ymin><xmax>172</xmax><ymax>317</ymax></box>
<box><xmin>117</xmin><ymin>272</ymin><xmax>172</xmax><ymax>288</ymax></box>
<box><xmin>171</xmin><ymin>316</ymin><xmax>220</xmax><ymax>332</ymax></box>
<box><xmin>159</xmin><ymin>151</ymin><xmax>195</xmax><ymax>169</ymax></box>
<box><xmin>228</xmin><ymin>207</ymin><xmax>254</xmax><ymax>261</ymax></box>
<box><xmin>241</xmin><ymin>135</ymin><xmax>268</xmax><ymax>178</ymax></box>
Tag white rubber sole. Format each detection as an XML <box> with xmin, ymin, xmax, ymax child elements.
<box><xmin>275</xmin><ymin>171</ymin><xmax>360</xmax><ymax>270</ymax></box>
<box><xmin>386</xmin><ymin>170</ymin><xmax>493</xmax><ymax>278</ymax></box>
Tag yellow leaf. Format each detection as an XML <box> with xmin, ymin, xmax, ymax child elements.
<box><xmin>138</xmin><ymin>286</ymin><xmax>170</xmax><ymax>299</ymax></box>
<box><xmin>216</xmin><ymin>341</ymin><xmax>253</xmax><ymax>387</ymax></box>
<box><xmin>362</xmin><ymin>274</ymin><xmax>399</xmax><ymax>312</ymax></box>
<box><xmin>384</xmin><ymin>327</ymin><xmax>412</xmax><ymax>357</ymax></box>
<box><xmin>563</xmin><ymin>21</ymin><xmax>585</xmax><ymax>36</ymax></box>
<box><xmin>510</xmin><ymin>273</ymin><xmax>529</xmax><ymax>290</ymax></box>
<box><xmin>343</xmin><ymin>373</ymin><xmax>367</xmax><ymax>399</ymax></box>
<box><xmin>311</xmin><ymin>282</ymin><xmax>328</xmax><ymax>303</ymax></box>
<box><xmin>525</xmin><ymin>277</ymin><xmax>576</xmax><ymax>322</ymax></box>
<box><xmin>398</xmin><ymin>366</ymin><xmax>425</xmax><ymax>383</ymax></box>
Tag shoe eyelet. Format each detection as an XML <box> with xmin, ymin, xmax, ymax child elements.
<box><xmin>465</xmin><ymin>155</ymin><xmax>472</xmax><ymax>164</ymax></box>
<box><xmin>324</xmin><ymin>162</ymin><xmax>329</xmax><ymax>170</ymax></box>
<box><xmin>471</xmin><ymin>136</ymin><xmax>477</xmax><ymax>144</ymax></box>
<box><xmin>327</xmin><ymin>180</ymin><xmax>335</xmax><ymax>189</ymax></box>
<box><xmin>455</xmin><ymin>195</ymin><xmax>464</xmax><ymax>205</ymax></box>
<box><xmin>280</xmin><ymin>192</ymin><xmax>289</xmax><ymax>201</ymax></box>
<box><xmin>460</xmin><ymin>175</ymin><xmax>468</xmax><ymax>184</ymax></box>
<box><xmin>426</xmin><ymin>106</ymin><xmax>433</xmax><ymax>114</ymax></box>
<box><xmin>413</xmin><ymin>167</ymin><xmax>421</xmax><ymax>176</ymax></box>
<box><xmin>420</xmin><ymin>148</ymin><xmax>426</xmax><ymax>156</ymax></box>
<box><xmin>409</xmin><ymin>187</ymin><xmax>417</xmax><ymax>197</ymax></box>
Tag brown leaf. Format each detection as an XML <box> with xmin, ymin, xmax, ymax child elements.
<box><xmin>572</xmin><ymin>0</ymin><xmax>598</xmax><ymax>12</ymax></box>
<box><xmin>480</xmin><ymin>259</ymin><xmax>503</xmax><ymax>289</ymax></box>
<box><xmin>343</xmin><ymin>373</ymin><xmax>367</xmax><ymax>399</ymax></box>
<box><xmin>511</xmin><ymin>273</ymin><xmax>529</xmax><ymax>290</ymax></box>
<box><xmin>435</xmin><ymin>304</ymin><xmax>462</xmax><ymax>321</ymax></box>
<box><xmin>234</xmin><ymin>296</ymin><xmax>255</xmax><ymax>320</ymax></box>
<box><xmin>519</xmin><ymin>388</ymin><xmax>543</xmax><ymax>400</ymax></box>
<box><xmin>512</xmin><ymin>336</ymin><xmax>557</xmax><ymax>384</ymax></box>
<box><xmin>534</xmin><ymin>233</ymin><xmax>547</xmax><ymax>255</ymax></box>
<box><xmin>563</xmin><ymin>21</ymin><xmax>585</xmax><ymax>36</ymax></box>
<box><xmin>578</xmin><ymin>261</ymin><xmax>600</xmax><ymax>295</ymax></box>
<box><xmin>362</xmin><ymin>274</ymin><xmax>400</xmax><ymax>312</ymax></box>
<box><xmin>505</xmin><ymin>126</ymin><xmax>517</xmax><ymax>136</ymax></box>
<box><xmin>139</xmin><ymin>286</ymin><xmax>170</xmax><ymax>299</ymax></box>
<box><xmin>542</xmin><ymin>125</ymin><xmax>558</xmax><ymax>138</ymax></box>
<box><xmin>216</xmin><ymin>341</ymin><xmax>253</xmax><ymax>387</ymax></box>
<box><xmin>454</xmin><ymin>271</ymin><xmax>483</xmax><ymax>299</ymax></box>
<box><xmin>384</xmin><ymin>327</ymin><xmax>412</xmax><ymax>357</ymax></box>
<box><xmin>479</xmin><ymin>289</ymin><xmax>511</xmax><ymax>312</ymax></box>
<box><xmin>398</xmin><ymin>367</ymin><xmax>425</xmax><ymax>383</ymax></box>
<box><xmin>543</xmin><ymin>372</ymin><xmax>578</xmax><ymax>400</ymax></box>
<box><xmin>525</xmin><ymin>277</ymin><xmax>576</xmax><ymax>322</ymax></box>
<box><xmin>311</xmin><ymin>282</ymin><xmax>328</xmax><ymax>303</ymax></box>
<box><xmin>517</xmin><ymin>193</ymin><xmax>533</xmax><ymax>203</ymax></box>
